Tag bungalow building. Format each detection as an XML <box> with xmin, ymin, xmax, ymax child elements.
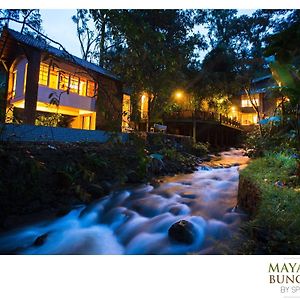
<box><xmin>0</xmin><ymin>27</ymin><xmax>131</xmax><ymax>131</ymax></box>
<box><xmin>228</xmin><ymin>75</ymin><xmax>280</xmax><ymax>128</ymax></box>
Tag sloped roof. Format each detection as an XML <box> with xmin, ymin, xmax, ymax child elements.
<box><xmin>251</xmin><ymin>74</ymin><xmax>272</xmax><ymax>83</ymax></box>
<box><xmin>5</xmin><ymin>28</ymin><xmax>120</xmax><ymax>81</ymax></box>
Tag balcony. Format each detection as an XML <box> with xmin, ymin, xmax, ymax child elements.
<box><xmin>163</xmin><ymin>110</ymin><xmax>241</xmax><ymax>129</ymax></box>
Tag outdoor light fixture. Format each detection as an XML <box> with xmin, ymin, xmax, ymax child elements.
<box><xmin>175</xmin><ymin>90</ymin><xmax>184</xmax><ymax>99</ymax></box>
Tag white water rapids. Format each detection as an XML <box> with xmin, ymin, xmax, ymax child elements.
<box><xmin>0</xmin><ymin>149</ymin><xmax>249</xmax><ymax>254</ymax></box>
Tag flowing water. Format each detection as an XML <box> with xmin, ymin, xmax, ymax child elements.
<box><xmin>0</xmin><ymin>149</ymin><xmax>249</xmax><ymax>255</ymax></box>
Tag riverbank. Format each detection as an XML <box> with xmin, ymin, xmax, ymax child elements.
<box><xmin>0</xmin><ymin>148</ymin><xmax>248</xmax><ymax>254</ymax></box>
<box><xmin>236</xmin><ymin>152</ymin><xmax>300</xmax><ymax>254</ymax></box>
<box><xmin>0</xmin><ymin>133</ymin><xmax>209</xmax><ymax>231</ymax></box>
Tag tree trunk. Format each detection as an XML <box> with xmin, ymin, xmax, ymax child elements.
<box><xmin>99</xmin><ymin>17</ymin><xmax>106</xmax><ymax>68</ymax></box>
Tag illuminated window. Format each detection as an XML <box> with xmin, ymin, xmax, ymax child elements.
<box><xmin>141</xmin><ymin>94</ymin><xmax>148</xmax><ymax>119</ymax></box>
<box><xmin>241</xmin><ymin>113</ymin><xmax>258</xmax><ymax>125</ymax></box>
<box><xmin>49</xmin><ymin>66</ymin><xmax>59</xmax><ymax>89</ymax></box>
<box><xmin>24</xmin><ymin>63</ymin><xmax>28</xmax><ymax>94</ymax></box>
<box><xmin>79</xmin><ymin>78</ymin><xmax>87</xmax><ymax>96</ymax></box>
<box><xmin>12</xmin><ymin>70</ymin><xmax>17</xmax><ymax>98</ymax></box>
<box><xmin>81</xmin><ymin>115</ymin><xmax>91</xmax><ymax>130</ymax></box>
<box><xmin>87</xmin><ymin>81</ymin><xmax>95</xmax><ymax>97</ymax></box>
<box><xmin>241</xmin><ymin>98</ymin><xmax>259</xmax><ymax>107</ymax></box>
<box><xmin>69</xmin><ymin>75</ymin><xmax>79</xmax><ymax>93</ymax></box>
<box><xmin>39</xmin><ymin>63</ymin><xmax>48</xmax><ymax>86</ymax></box>
<box><xmin>59</xmin><ymin>72</ymin><xmax>69</xmax><ymax>91</ymax></box>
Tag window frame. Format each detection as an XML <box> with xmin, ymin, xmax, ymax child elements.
<box><xmin>58</xmin><ymin>71</ymin><xmax>70</xmax><ymax>91</ymax></box>
<box><xmin>86</xmin><ymin>80</ymin><xmax>96</xmax><ymax>98</ymax></box>
<box><xmin>69</xmin><ymin>75</ymin><xmax>80</xmax><ymax>94</ymax></box>
<box><xmin>38</xmin><ymin>63</ymin><xmax>49</xmax><ymax>86</ymax></box>
<box><xmin>241</xmin><ymin>98</ymin><xmax>260</xmax><ymax>108</ymax></box>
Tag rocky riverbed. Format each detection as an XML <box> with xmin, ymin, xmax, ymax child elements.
<box><xmin>0</xmin><ymin>149</ymin><xmax>249</xmax><ymax>254</ymax></box>
<box><xmin>0</xmin><ymin>137</ymin><xmax>205</xmax><ymax>230</ymax></box>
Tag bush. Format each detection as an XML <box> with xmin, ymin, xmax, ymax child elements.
<box><xmin>190</xmin><ymin>142</ymin><xmax>209</xmax><ymax>157</ymax></box>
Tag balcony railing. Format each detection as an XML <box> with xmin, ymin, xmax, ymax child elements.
<box><xmin>163</xmin><ymin>110</ymin><xmax>241</xmax><ymax>128</ymax></box>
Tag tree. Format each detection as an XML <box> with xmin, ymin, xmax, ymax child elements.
<box><xmin>72</xmin><ymin>9</ymin><xmax>100</xmax><ymax>62</ymax></box>
<box><xmin>0</xmin><ymin>9</ymin><xmax>43</xmax><ymax>37</ymax></box>
<box><xmin>190</xmin><ymin>9</ymin><xmax>291</xmax><ymax>136</ymax></box>
<box><xmin>104</xmin><ymin>10</ymin><xmax>205</xmax><ymax>127</ymax></box>
<box><xmin>264</xmin><ymin>10</ymin><xmax>300</xmax><ymax>144</ymax></box>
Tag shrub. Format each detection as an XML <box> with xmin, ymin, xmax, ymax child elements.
<box><xmin>190</xmin><ymin>142</ymin><xmax>209</xmax><ymax>157</ymax></box>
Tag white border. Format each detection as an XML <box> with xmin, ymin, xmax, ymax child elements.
<box><xmin>0</xmin><ymin>0</ymin><xmax>299</xmax><ymax>9</ymax></box>
<box><xmin>0</xmin><ymin>255</ymin><xmax>299</xmax><ymax>300</ymax></box>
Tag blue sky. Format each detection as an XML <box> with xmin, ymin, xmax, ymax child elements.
<box><xmin>11</xmin><ymin>9</ymin><xmax>256</xmax><ymax>61</ymax></box>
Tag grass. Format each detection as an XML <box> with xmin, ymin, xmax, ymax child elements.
<box><xmin>237</xmin><ymin>151</ymin><xmax>300</xmax><ymax>254</ymax></box>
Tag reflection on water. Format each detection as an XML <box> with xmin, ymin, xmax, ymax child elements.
<box><xmin>0</xmin><ymin>149</ymin><xmax>249</xmax><ymax>254</ymax></box>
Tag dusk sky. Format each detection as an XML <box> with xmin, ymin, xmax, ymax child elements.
<box><xmin>11</xmin><ymin>9</ymin><xmax>255</xmax><ymax>62</ymax></box>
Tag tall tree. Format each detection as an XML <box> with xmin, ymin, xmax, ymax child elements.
<box><xmin>72</xmin><ymin>9</ymin><xmax>100</xmax><ymax>62</ymax></box>
<box><xmin>103</xmin><ymin>10</ymin><xmax>205</xmax><ymax>123</ymax></box>
<box><xmin>0</xmin><ymin>9</ymin><xmax>43</xmax><ymax>37</ymax></box>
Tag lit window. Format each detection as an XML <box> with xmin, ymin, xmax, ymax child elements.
<box><xmin>59</xmin><ymin>72</ymin><xmax>69</xmax><ymax>91</ymax></box>
<box><xmin>69</xmin><ymin>75</ymin><xmax>79</xmax><ymax>93</ymax></box>
<box><xmin>87</xmin><ymin>81</ymin><xmax>95</xmax><ymax>97</ymax></box>
<box><xmin>24</xmin><ymin>63</ymin><xmax>28</xmax><ymax>94</ymax></box>
<box><xmin>79</xmin><ymin>78</ymin><xmax>87</xmax><ymax>96</ymax></box>
<box><xmin>39</xmin><ymin>63</ymin><xmax>48</xmax><ymax>86</ymax></box>
<box><xmin>241</xmin><ymin>113</ymin><xmax>257</xmax><ymax>125</ymax></box>
<box><xmin>141</xmin><ymin>94</ymin><xmax>148</xmax><ymax>119</ymax></box>
<box><xmin>49</xmin><ymin>66</ymin><xmax>59</xmax><ymax>89</ymax></box>
<box><xmin>12</xmin><ymin>70</ymin><xmax>17</xmax><ymax>98</ymax></box>
<box><xmin>241</xmin><ymin>98</ymin><xmax>259</xmax><ymax>107</ymax></box>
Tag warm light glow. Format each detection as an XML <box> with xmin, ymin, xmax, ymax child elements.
<box><xmin>175</xmin><ymin>90</ymin><xmax>184</xmax><ymax>99</ymax></box>
<box><xmin>141</xmin><ymin>94</ymin><xmax>148</xmax><ymax>119</ymax></box>
<box><xmin>231</xmin><ymin>106</ymin><xmax>236</xmax><ymax>112</ymax></box>
<box><xmin>39</xmin><ymin>63</ymin><xmax>49</xmax><ymax>86</ymax></box>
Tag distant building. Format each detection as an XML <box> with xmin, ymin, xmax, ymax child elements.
<box><xmin>228</xmin><ymin>75</ymin><xmax>280</xmax><ymax>128</ymax></box>
<box><xmin>0</xmin><ymin>27</ymin><xmax>131</xmax><ymax>131</ymax></box>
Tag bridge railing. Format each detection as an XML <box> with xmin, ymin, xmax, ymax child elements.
<box><xmin>163</xmin><ymin>110</ymin><xmax>241</xmax><ymax>128</ymax></box>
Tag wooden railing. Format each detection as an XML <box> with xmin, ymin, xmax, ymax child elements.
<box><xmin>163</xmin><ymin>110</ymin><xmax>241</xmax><ymax>128</ymax></box>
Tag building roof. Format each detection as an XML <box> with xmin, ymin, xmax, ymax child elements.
<box><xmin>4</xmin><ymin>28</ymin><xmax>120</xmax><ymax>81</ymax></box>
<box><xmin>251</xmin><ymin>74</ymin><xmax>272</xmax><ymax>83</ymax></box>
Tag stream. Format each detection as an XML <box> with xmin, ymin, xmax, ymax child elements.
<box><xmin>0</xmin><ymin>149</ymin><xmax>249</xmax><ymax>254</ymax></box>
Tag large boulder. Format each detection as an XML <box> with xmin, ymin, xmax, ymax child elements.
<box><xmin>168</xmin><ymin>220</ymin><xmax>196</xmax><ymax>244</ymax></box>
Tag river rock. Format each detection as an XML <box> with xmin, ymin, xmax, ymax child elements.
<box><xmin>168</xmin><ymin>220</ymin><xmax>196</xmax><ymax>244</ymax></box>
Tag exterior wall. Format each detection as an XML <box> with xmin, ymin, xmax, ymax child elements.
<box><xmin>8</xmin><ymin>56</ymin><xmax>27</xmax><ymax>102</ymax></box>
<box><xmin>0</xmin><ymin>65</ymin><xmax>8</xmax><ymax>122</ymax></box>
<box><xmin>239</xmin><ymin>94</ymin><xmax>259</xmax><ymax>125</ymax></box>
<box><xmin>5</xmin><ymin>48</ymin><xmax>123</xmax><ymax>131</ymax></box>
<box><xmin>37</xmin><ymin>86</ymin><xmax>96</xmax><ymax>112</ymax></box>
<box><xmin>230</xmin><ymin>92</ymin><xmax>277</xmax><ymax>126</ymax></box>
<box><xmin>9</xmin><ymin>56</ymin><xmax>97</xmax><ymax>112</ymax></box>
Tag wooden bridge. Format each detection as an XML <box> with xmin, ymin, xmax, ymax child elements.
<box><xmin>163</xmin><ymin>110</ymin><xmax>243</xmax><ymax>147</ymax></box>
